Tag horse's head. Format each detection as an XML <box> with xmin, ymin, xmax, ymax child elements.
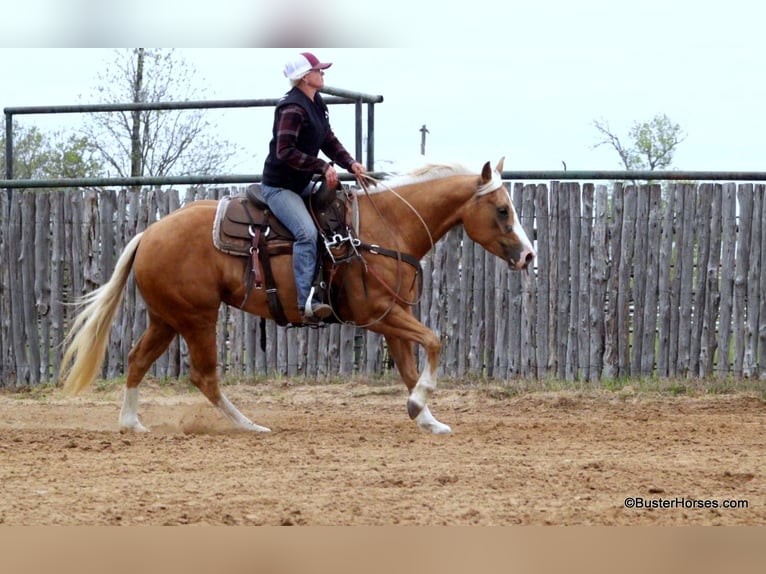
<box><xmin>461</xmin><ymin>158</ymin><xmax>536</xmax><ymax>270</ymax></box>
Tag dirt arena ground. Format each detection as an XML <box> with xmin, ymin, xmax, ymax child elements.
<box><xmin>0</xmin><ymin>380</ymin><xmax>764</xmax><ymax>525</ymax></box>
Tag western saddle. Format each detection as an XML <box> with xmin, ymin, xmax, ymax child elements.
<box><xmin>212</xmin><ymin>181</ymin><xmax>359</xmax><ymax>326</ymax></box>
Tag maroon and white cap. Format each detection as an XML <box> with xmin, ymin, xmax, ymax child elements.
<box><xmin>283</xmin><ymin>52</ymin><xmax>332</xmax><ymax>81</ymax></box>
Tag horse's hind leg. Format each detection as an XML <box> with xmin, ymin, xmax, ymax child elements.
<box><xmin>120</xmin><ymin>314</ymin><xmax>176</xmax><ymax>432</ymax></box>
<box><xmin>185</xmin><ymin>325</ymin><xmax>271</xmax><ymax>433</ymax></box>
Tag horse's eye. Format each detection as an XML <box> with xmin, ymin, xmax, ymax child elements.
<box><xmin>496</xmin><ymin>206</ymin><xmax>509</xmax><ymax>219</ymax></box>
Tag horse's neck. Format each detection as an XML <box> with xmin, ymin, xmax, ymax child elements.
<box><xmin>359</xmin><ymin>175</ymin><xmax>473</xmax><ymax>257</ymax></box>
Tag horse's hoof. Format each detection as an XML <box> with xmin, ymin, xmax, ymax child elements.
<box><xmin>407</xmin><ymin>398</ymin><xmax>423</xmax><ymax>420</ymax></box>
<box><xmin>424</xmin><ymin>422</ymin><xmax>452</xmax><ymax>435</ymax></box>
<box><xmin>119</xmin><ymin>423</ymin><xmax>149</xmax><ymax>433</ymax></box>
<box><xmin>414</xmin><ymin>405</ymin><xmax>452</xmax><ymax>434</ymax></box>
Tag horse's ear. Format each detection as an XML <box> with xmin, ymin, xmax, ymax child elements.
<box><xmin>495</xmin><ymin>156</ymin><xmax>505</xmax><ymax>173</ymax></box>
<box><xmin>481</xmin><ymin>161</ymin><xmax>492</xmax><ymax>183</ymax></box>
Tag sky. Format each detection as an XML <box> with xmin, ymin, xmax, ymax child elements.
<box><xmin>1</xmin><ymin>1</ymin><xmax>764</xmax><ymax>176</ymax></box>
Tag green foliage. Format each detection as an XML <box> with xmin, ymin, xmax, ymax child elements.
<box><xmin>1</xmin><ymin>122</ymin><xmax>103</xmax><ymax>179</ymax></box>
<box><xmin>593</xmin><ymin>113</ymin><xmax>686</xmax><ymax>170</ymax></box>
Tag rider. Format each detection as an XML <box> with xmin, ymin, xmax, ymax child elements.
<box><xmin>261</xmin><ymin>51</ymin><xmax>366</xmax><ymax>321</ymax></box>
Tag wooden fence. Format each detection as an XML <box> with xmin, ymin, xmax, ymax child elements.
<box><xmin>1</xmin><ymin>181</ymin><xmax>765</xmax><ymax>388</ymax></box>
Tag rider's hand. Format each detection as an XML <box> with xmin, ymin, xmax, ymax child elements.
<box><xmin>324</xmin><ymin>164</ymin><xmax>339</xmax><ymax>188</ymax></box>
<box><xmin>350</xmin><ymin>162</ymin><xmax>367</xmax><ymax>178</ymax></box>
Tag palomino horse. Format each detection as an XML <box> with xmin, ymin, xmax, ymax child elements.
<box><xmin>60</xmin><ymin>158</ymin><xmax>535</xmax><ymax>434</ymax></box>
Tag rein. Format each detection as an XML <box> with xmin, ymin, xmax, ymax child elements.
<box><xmin>353</xmin><ymin>174</ymin><xmax>429</xmax><ymax>307</ymax></box>
<box><xmin>311</xmin><ymin>173</ymin><xmax>428</xmax><ymax>328</ymax></box>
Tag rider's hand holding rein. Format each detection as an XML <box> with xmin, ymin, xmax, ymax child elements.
<box><xmin>325</xmin><ymin>161</ymin><xmax>366</xmax><ymax>188</ymax></box>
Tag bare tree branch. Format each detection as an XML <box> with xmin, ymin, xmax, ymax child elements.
<box><xmin>81</xmin><ymin>48</ymin><xmax>241</xmax><ymax>179</ymax></box>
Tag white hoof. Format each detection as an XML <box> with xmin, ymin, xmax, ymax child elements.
<box><xmin>218</xmin><ymin>394</ymin><xmax>271</xmax><ymax>432</ymax></box>
<box><xmin>242</xmin><ymin>422</ymin><xmax>272</xmax><ymax>433</ymax></box>
<box><xmin>416</xmin><ymin>406</ymin><xmax>452</xmax><ymax>434</ymax></box>
<box><xmin>119</xmin><ymin>419</ymin><xmax>150</xmax><ymax>433</ymax></box>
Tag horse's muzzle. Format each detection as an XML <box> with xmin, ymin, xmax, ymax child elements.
<box><xmin>510</xmin><ymin>249</ymin><xmax>535</xmax><ymax>271</ymax></box>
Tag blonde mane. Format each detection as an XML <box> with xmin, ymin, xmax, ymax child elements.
<box><xmin>367</xmin><ymin>162</ymin><xmax>475</xmax><ymax>193</ymax></box>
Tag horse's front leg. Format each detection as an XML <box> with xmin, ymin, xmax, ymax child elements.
<box><xmin>384</xmin><ymin>328</ymin><xmax>452</xmax><ymax>435</ymax></box>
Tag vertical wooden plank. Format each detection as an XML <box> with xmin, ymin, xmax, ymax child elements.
<box><xmin>690</xmin><ymin>184</ymin><xmax>712</xmax><ymax>375</ymax></box>
<box><xmin>444</xmin><ymin>228</ymin><xmax>461</xmax><ymax>375</ymax></box>
<box><xmin>364</xmin><ymin>331</ymin><xmax>383</xmax><ymax>376</ymax></box>
<box><xmin>321</xmin><ymin>324</ymin><xmax>338</xmax><ymax>378</ymax></box>
<box><xmin>556</xmin><ymin>182</ymin><xmax>570</xmax><ymax>379</ymax></box>
<box><xmin>7</xmin><ymin>193</ymin><xmax>26</xmax><ymax>385</ymax></box>
<box><xmin>303</xmin><ymin>323</ymin><xmax>318</xmax><ymax>378</ymax></box>
<box><xmin>578</xmin><ymin>184</ymin><xmax>592</xmax><ymax>380</ymax></box>
<box><xmin>287</xmin><ymin>327</ymin><xmax>304</xmax><ymax>377</ymax></box>
<box><xmin>0</xmin><ymin>191</ymin><xmax>9</xmax><ymax>385</ymax></box>
<box><xmin>227</xmin><ymin>308</ymin><xmax>244</xmax><ymax>378</ymax></box>
<box><xmin>81</xmin><ymin>189</ymin><xmax>100</xmax><ymax>294</ymax></box>
<box><xmin>700</xmin><ymin>184</ymin><xmax>723</xmax><ymax>376</ymax></box>
<box><xmin>263</xmin><ymin>320</ymin><xmax>279</xmax><ymax>375</ymax></box>
<box><xmin>565</xmin><ymin>183</ymin><xmax>580</xmax><ymax>381</ymax></box>
<box><xmin>717</xmin><ymin>183</ymin><xmax>737</xmax><ymax>376</ymax></box>
<box><xmin>339</xmin><ymin>324</ymin><xmax>355</xmax><ymax>376</ymax></box>
<box><xmin>589</xmin><ymin>184</ymin><xmax>608</xmax><ymax>381</ymax></box>
<box><xmin>468</xmin><ymin>241</ymin><xmax>485</xmax><ymax>373</ymax></box>
<box><xmin>503</xmin><ymin>184</ymin><xmax>519</xmax><ymax>376</ymax></box>
<box><xmin>457</xmin><ymin>227</ymin><xmax>470</xmax><ymax>377</ymax></box>
<box><xmin>67</xmin><ymin>191</ymin><xmax>84</xmax><ymax>301</ymax></box>
<box><xmin>505</xmin><ymin>185</ymin><xmax>523</xmax><ymax>377</ymax></box>
<box><xmin>50</xmin><ymin>191</ymin><xmax>66</xmax><ymax>381</ymax></box>
<box><xmin>520</xmin><ymin>183</ymin><xmax>537</xmax><ymax>377</ymax></box>
<box><xmin>492</xmin><ymin>257</ymin><xmax>509</xmax><ymax>379</ymax></box>
<box><xmin>617</xmin><ymin>184</ymin><xmax>637</xmax><ymax>378</ymax></box>
<box><xmin>630</xmin><ymin>184</ymin><xmax>650</xmax><ymax>374</ymax></box>
<box><xmin>98</xmin><ymin>189</ymin><xmax>116</xmax><ymax>283</ymax></box>
<box><xmin>35</xmin><ymin>192</ymin><xmax>51</xmax><ymax>382</ymax></box>
<box><xmin>253</xmin><ymin>317</ymin><xmax>266</xmax><ymax>376</ymax></box>
<box><xmin>275</xmin><ymin>325</ymin><xmax>289</xmax><ymax>375</ymax></box>
<box><xmin>640</xmin><ymin>184</ymin><xmax>662</xmax><ymax>376</ymax></box>
<box><xmin>483</xmin><ymin>231</ymin><xmax>497</xmax><ymax>378</ymax></box>
<box><xmin>534</xmin><ymin>183</ymin><xmax>550</xmax><ymax>378</ymax></box>
<box><xmin>733</xmin><ymin>184</ymin><xmax>753</xmax><ymax>377</ymax></box>
<box><xmin>21</xmin><ymin>193</ymin><xmax>39</xmax><ymax>383</ymax></box>
<box><xmin>667</xmin><ymin>184</ymin><xmax>683</xmax><ymax>376</ymax></box>
<box><xmin>103</xmin><ymin>189</ymin><xmax>121</xmax><ymax>378</ymax></box>
<box><xmin>547</xmin><ymin>182</ymin><xmax>559</xmax><ymax>375</ymax></box>
<box><xmin>676</xmin><ymin>184</ymin><xmax>697</xmax><ymax>376</ymax></box>
<box><xmin>602</xmin><ymin>183</ymin><xmax>623</xmax><ymax>379</ymax></box>
<box><xmin>184</xmin><ymin>186</ymin><xmax>197</xmax><ymax>206</ymax></box>
<box><xmin>743</xmin><ymin>184</ymin><xmax>763</xmax><ymax>376</ymax></box>
<box><xmin>656</xmin><ymin>183</ymin><xmax>676</xmax><ymax>377</ymax></box>
<box><xmin>244</xmin><ymin>314</ymin><xmax>258</xmax><ymax>377</ymax></box>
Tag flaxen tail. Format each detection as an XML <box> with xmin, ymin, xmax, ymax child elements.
<box><xmin>60</xmin><ymin>233</ymin><xmax>143</xmax><ymax>394</ymax></box>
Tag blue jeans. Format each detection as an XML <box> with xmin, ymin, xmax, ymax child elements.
<box><xmin>260</xmin><ymin>182</ymin><xmax>318</xmax><ymax>309</ymax></box>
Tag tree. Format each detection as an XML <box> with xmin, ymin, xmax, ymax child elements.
<box><xmin>1</xmin><ymin>122</ymin><xmax>102</xmax><ymax>180</ymax></box>
<box><xmin>593</xmin><ymin>113</ymin><xmax>686</xmax><ymax>170</ymax></box>
<box><xmin>82</xmin><ymin>48</ymin><xmax>239</xmax><ymax>178</ymax></box>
